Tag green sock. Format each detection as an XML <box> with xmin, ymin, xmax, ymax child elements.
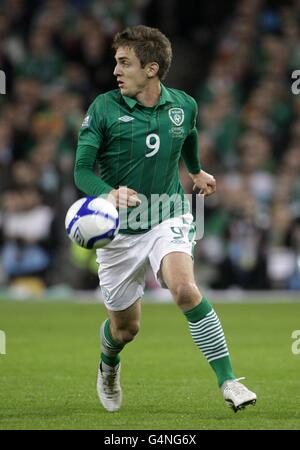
<box><xmin>184</xmin><ymin>298</ymin><xmax>235</xmax><ymax>386</ymax></box>
<box><xmin>100</xmin><ymin>319</ymin><xmax>124</xmax><ymax>367</ymax></box>
<box><xmin>101</xmin><ymin>352</ymin><xmax>120</xmax><ymax>367</ymax></box>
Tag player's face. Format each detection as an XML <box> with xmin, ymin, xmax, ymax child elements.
<box><xmin>114</xmin><ymin>46</ymin><xmax>149</xmax><ymax>97</ymax></box>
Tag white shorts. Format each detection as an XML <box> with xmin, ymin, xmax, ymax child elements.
<box><xmin>96</xmin><ymin>214</ymin><xmax>195</xmax><ymax>311</ymax></box>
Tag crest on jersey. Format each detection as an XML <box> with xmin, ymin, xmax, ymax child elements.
<box><xmin>168</xmin><ymin>108</ymin><xmax>184</xmax><ymax>126</ymax></box>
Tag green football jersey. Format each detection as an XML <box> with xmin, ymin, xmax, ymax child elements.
<box><xmin>75</xmin><ymin>84</ymin><xmax>201</xmax><ymax>234</ymax></box>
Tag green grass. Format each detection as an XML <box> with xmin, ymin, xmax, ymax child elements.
<box><xmin>0</xmin><ymin>300</ymin><xmax>300</xmax><ymax>430</ymax></box>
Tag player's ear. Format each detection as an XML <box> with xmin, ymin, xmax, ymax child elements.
<box><xmin>146</xmin><ymin>62</ymin><xmax>159</xmax><ymax>78</ymax></box>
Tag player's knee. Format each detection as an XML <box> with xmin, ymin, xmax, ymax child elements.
<box><xmin>174</xmin><ymin>282</ymin><xmax>200</xmax><ymax>309</ymax></box>
<box><xmin>116</xmin><ymin>322</ymin><xmax>139</xmax><ymax>344</ymax></box>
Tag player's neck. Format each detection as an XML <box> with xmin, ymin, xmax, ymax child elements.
<box><xmin>136</xmin><ymin>80</ymin><xmax>161</xmax><ymax>107</ymax></box>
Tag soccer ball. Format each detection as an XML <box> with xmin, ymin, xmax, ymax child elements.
<box><xmin>65</xmin><ymin>196</ymin><xmax>120</xmax><ymax>249</ymax></box>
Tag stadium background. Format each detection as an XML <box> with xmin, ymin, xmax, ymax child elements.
<box><xmin>0</xmin><ymin>0</ymin><xmax>300</xmax><ymax>432</ymax></box>
<box><xmin>1</xmin><ymin>0</ymin><xmax>300</xmax><ymax>298</ymax></box>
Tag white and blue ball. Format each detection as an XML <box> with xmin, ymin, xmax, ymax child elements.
<box><xmin>65</xmin><ymin>196</ymin><xmax>119</xmax><ymax>249</ymax></box>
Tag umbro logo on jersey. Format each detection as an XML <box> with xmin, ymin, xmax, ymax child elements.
<box><xmin>118</xmin><ymin>115</ymin><xmax>135</xmax><ymax>122</ymax></box>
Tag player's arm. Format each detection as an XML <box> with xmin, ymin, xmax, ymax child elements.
<box><xmin>181</xmin><ymin>98</ymin><xmax>216</xmax><ymax>197</ymax></box>
<box><xmin>181</xmin><ymin>128</ymin><xmax>216</xmax><ymax>197</ymax></box>
<box><xmin>75</xmin><ymin>144</ymin><xmax>113</xmax><ymax>196</ymax></box>
<box><xmin>74</xmin><ymin>99</ymin><xmax>141</xmax><ymax>207</ymax></box>
<box><xmin>74</xmin><ymin>99</ymin><xmax>113</xmax><ymax>196</ymax></box>
<box><xmin>181</xmin><ymin>127</ymin><xmax>201</xmax><ymax>175</ymax></box>
<box><xmin>190</xmin><ymin>169</ymin><xmax>216</xmax><ymax>197</ymax></box>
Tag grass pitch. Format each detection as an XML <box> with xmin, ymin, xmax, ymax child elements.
<box><xmin>0</xmin><ymin>299</ymin><xmax>300</xmax><ymax>430</ymax></box>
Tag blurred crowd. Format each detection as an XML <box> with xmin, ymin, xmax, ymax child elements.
<box><xmin>0</xmin><ymin>0</ymin><xmax>300</xmax><ymax>295</ymax></box>
<box><xmin>184</xmin><ymin>0</ymin><xmax>300</xmax><ymax>290</ymax></box>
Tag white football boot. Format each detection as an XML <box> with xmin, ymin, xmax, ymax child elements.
<box><xmin>221</xmin><ymin>378</ymin><xmax>257</xmax><ymax>413</ymax></box>
<box><xmin>97</xmin><ymin>362</ymin><xmax>122</xmax><ymax>412</ymax></box>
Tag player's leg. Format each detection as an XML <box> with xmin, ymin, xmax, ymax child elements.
<box><xmin>160</xmin><ymin>252</ymin><xmax>235</xmax><ymax>381</ymax></box>
<box><xmin>101</xmin><ymin>299</ymin><xmax>141</xmax><ymax>369</ymax></box>
<box><xmin>96</xmin><ymin>232</ymin><xmax>149</xmax><ymax>412</ymax></box>
<box><xmin>160</xmin><ymin>251</ymin><xmax>257</xmax><ymax>412</ymax></box>
<box><xmin>97</xmin><ymin>299</ymin><xmax>141</xmax><ymax>412</ymax></box>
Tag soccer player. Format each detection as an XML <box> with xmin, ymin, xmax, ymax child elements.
<box><xmin>74</xmin><ymin>25</ymin><xmax>257</xmax><ymax>413</ymax></box>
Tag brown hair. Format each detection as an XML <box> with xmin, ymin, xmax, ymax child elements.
<box><xmin>112</xmin><ymin>25</ymin><xmax>172</xmax><ymax>80</ymax></box>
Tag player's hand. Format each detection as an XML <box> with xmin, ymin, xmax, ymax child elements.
<box><xmin>107</xmin><ymin>186</ymin><xmax>142</xmax><ymax>208</ymax></box>
<box><xmin>190</xmin><ymin>170</ymin><xmax>216</xmax><ymax>197</ymax></box>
